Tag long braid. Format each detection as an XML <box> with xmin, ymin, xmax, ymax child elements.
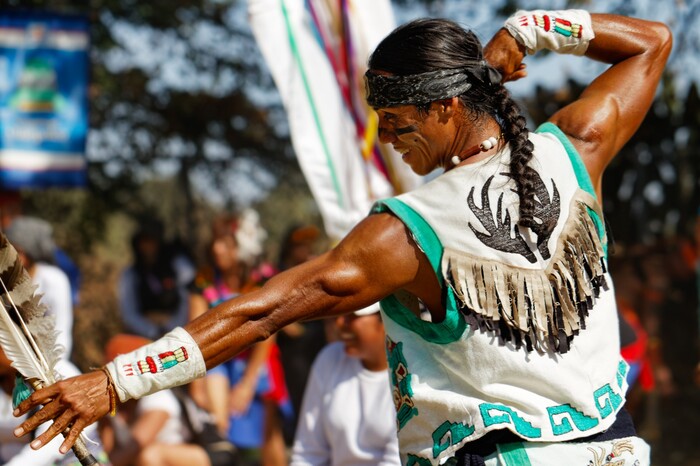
<box><xmin>494</xmin><ymin>86</ymin><xmax>536</xmax><ymax>228</ymax></box>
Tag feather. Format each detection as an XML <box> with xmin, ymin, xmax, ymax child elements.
<box><xmin>0</xmin><ymin>233</ymin><xmax>60</xmax><ymax>385</ymax></box>
<box><xmin>0</xmin><ymin>232</ymin><xmax>99</xmax><ymax>465</ymax></box>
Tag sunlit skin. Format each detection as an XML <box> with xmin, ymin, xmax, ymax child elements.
<box><xmin>12</xmin><ymin>15</ymin><xmax>671</xmax><ymax>455</ymax></box>
<box><xmin>376</xmin><ymin>102</ymin><xmax>504</xmax><ymax>175</ymax></box>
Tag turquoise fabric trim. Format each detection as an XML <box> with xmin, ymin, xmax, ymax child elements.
<box><xmin>372</xmin><ymin>199</ymin><xmax>467</xmax><ymax>344</ymax></box>
<box><xmin>536</xmin><ymin>122</ymin><xmax>607</xmax><ymax>256</ymax></box>
<box><xmin>499</xmin><ymin>443</ymin><xmax>533</xmax><ymax>466</ymax></box>
<box><xmin>536</xmin><ymin>122</ymin><xmax>595</xmax><ymax>196</ymax></box>
<box><xmin>372</xmin><ymin>199</ymin><xmax>443</xmax><ymax>282</ymax></box>
<box><xmin>479</xmin><ymin>403</ymin><xmax>542</xmax><ymax>439</ymax></box>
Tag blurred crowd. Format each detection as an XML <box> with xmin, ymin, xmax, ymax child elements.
<box><xmin>0</xmin><ymin>201</ymin><xmax>698</xmax><ymax>465</ymax></box>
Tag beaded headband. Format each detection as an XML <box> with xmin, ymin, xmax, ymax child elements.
<box><xmin>364</xmin><ymin>61</ymin><xmax>502</xmax><ymax>108</ymax></box>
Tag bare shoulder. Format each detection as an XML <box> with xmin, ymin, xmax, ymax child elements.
<box><xmin>326</xmin><ymin>211</ymin><xmax>443</xmax><ymax>317</ymax></box>
<box><xmin>330</xmin><ymin>212</ymin><xmax>423</xmax><ymax>287</ymax></box>
<box><xmin>548</xmin><ymin>95</ymin><xmax>618</xmax><ymax>180</ymax></box>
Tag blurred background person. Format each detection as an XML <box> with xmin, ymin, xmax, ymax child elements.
<box><xmin>98</xmin><ymin>334</ymin><xmax>213</xmax><ymax>466</ymax></box>
<box><xmin>0</xmin><ymin>197</ymin><xmax>81</xmax><ymax>308</ymax></box>
<box><xmin>291</xmin><ymin>304</ymin><xmax>399</xmax><ymax>466</ymax></box>
<box><xmin>608</xmin><ymin>254</ymin><xmax>654</xmax><ymax>420</ymax></box>
<box><xmin>119</xmin><ymin>219</ymin><xmax>195</xmax><ymax>340</ymax></box>
<box><xmin>695</xmin><ymin>210</ymin><xmax>700</xmax><ymax>385</ymax></box>
<box><xmin>189</xmin><ymin>212</ymin><xmax>290</xmax><ymax>466</ymax></box>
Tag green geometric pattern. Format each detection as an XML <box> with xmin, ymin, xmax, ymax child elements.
<box><xmin>406</xmin><ymin>454</ymin><xmax>433</xmax><ymax>466</ymax></box>
<box><xmin>593</xmin><ymin>383</ymin><xmax>623</xmax><ymax>419</ymax></box>
<box><xmin>387</xmin><ymin>337</ymin><xmax>418</xmax><ymax>430</ymax></box>
<box><xmin>479</xmin><ymin>403</ymin><xmax>542</xmax><ymax>439</ymax></box>
<box><xmin>616</xmin><ymin>360</ymin><xmax>629</xmax><ymax>389</ymax></box>
<box><xmin>547</xmin><ymin>403</ymin><xmax>600</xmax><ymax>435</ymax></box>
<box><xmin>431</xmin><ymin>420</ymin><xmax>476</xmax><ymax>458</ymax></box>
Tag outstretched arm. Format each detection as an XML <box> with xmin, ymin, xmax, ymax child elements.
<box><xmin>14</xmin><ymin>212</ymin><xmax>429</xmax><ymax>454</ymax></box>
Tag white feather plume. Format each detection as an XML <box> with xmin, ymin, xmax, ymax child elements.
<box><xmin>0</xmin><ymin>232</ymin><xmax>97</xmax><ymax>463</ymax></box>
<box><xmin>0</xmin><ymin>234</ymin><xmax>58</xmax><ymax>385</ymax></box>
<box><xmin>0</xmin><ymin>294</ymin><xmax>52</xmax><ymax>383</ymax></box>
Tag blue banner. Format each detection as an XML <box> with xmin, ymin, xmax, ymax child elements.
<box><xmin>0</xmin><ymin>11</ymin><xmax>88</xmax><ymax>188</ymax></box>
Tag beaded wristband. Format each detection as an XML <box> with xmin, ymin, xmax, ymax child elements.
<box><xmin>104</xmin><ymin>327</ymin><xmax>206</xmax><ymax>402</ymax></box>
<box><xmin>504</xmin><ymin>9</ymin><xmax>595</xmax><ymax>56</ymax></box>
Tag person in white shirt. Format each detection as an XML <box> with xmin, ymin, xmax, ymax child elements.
<box><xmin>291</xmin><ymin>304</ymin><xmax>400</xmax><ymax>466</ymax></box>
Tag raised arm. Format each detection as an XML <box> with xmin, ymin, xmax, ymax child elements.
<box><xmin>485</xmin><ymin>11</ymin><xmax>672</xmax><ymax>196</ymax></box>
<box><xmin>550</xmin><ymin>14</ymin><xmax>672</xmax><ymax>189</ymax></box>
<box><xmin>14</xmin><ymin>212</ymin><xmax>431</xmax><ymax>453</ymax></box>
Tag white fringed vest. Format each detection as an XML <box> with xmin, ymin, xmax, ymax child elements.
<box><xmin>372</xmin><ymin>124</ymin><xmax>628</xmax><ymax>466</ymax></box>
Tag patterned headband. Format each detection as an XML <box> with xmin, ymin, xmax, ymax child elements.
<box><xmin>364</xmin><ymin>61</ymin><xmax>502</xmax><ymax>109</ymax></box>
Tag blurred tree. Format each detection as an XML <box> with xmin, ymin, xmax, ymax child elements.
<box><xmin>1</xmin><ymin>0</ymin><xmax>297</xmax><ymax>247</ymax></box>
<box><xmin>252</xmin><ymin>171</ymin><xmax>325</xmax><ymax>261</ymax></box>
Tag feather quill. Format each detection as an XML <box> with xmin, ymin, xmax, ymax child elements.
<box><xmin>0</xmin><ymin>233</ymin><xmax>60</xmax><ymax>385</ymax></box>
<box><xmin>0</xmin><ymin>232</ymin><xmax>98</xmax><ymax>465</ymax></box>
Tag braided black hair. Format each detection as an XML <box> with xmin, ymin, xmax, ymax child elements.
<box><xmin>368</xmin><ymin>18</ymin><xmax>537</xmax><ymax>228</ymax></box>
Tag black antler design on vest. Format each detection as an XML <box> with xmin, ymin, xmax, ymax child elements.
<box><xmin>467</xmin><ymin>176</ymin><xmax>537</xmax><ymax>263</ymax></box>
<box><xmin>529</xmin><ymin>168</ymin><xmax>560</xmax><ymax>260</ymax></box>
<box><xmin>467</xmin><ymin>173</ymin><xmax>561</xmax><ymax>263</ymax></box>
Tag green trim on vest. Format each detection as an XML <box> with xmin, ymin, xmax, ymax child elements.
<box><xmin>536</xmin><ymin>122</ymin><xmax>607</xmax><ymax>256</ymax></box>
<box><xmin>536</xmin><ymin>122</ymin><xmax>595</xmax><ymax>196</ymax></box>
<box><xmin>372</xmin><ymin>199</ymin><xmax>467</xmax><ymax>344</ymax></box>
<box><xmin>498</xmin><ymin>442</ymin><xmax>533</xmax><ymax>466</ymax></box>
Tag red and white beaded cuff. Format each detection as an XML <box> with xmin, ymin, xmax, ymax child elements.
<box><xmin>104</xmin><ymin>327</ymin><xmax>206</xmax><ymax>402</ymax></box>
<box><xmin>504</xmin><ymin>9</ymin><xmax>595</xmax><ymax>56</ymax></box>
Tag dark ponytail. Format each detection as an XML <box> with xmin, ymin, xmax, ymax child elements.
<box><xmin>494</xmin><ymin>86</ymin><xmax>536</xmax><ymax>228</ymax></box>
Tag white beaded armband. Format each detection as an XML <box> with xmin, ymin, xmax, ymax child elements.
<box><xmin>504</xmin><ymin>9</ymin><xmax>595</xmax><ymax>56</ymax></box>
<box><xmin>104</xmin><ymin>327</ymin><xmax>206</xmax><ymax>402</ymax></box>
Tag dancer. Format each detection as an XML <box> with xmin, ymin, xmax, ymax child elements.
<box><xmin>15</xmin><ymin>9</ymin><xmax>671</xmax><ymax>465</ymax></box>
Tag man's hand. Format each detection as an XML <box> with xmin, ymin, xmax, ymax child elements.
<box><xmin>13</xmin><ymin>371</ymin><xmax>112</xmax><ymax>454</ymax></box>
<box><xmin>484</xmin><ymin>28</ymin><xmax>528</xmax><ymax>83</ymax></box>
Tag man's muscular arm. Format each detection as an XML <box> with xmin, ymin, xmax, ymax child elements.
<box><xmin>14</xmin><ymin>212</ymin><xmax>423</xmax><ymax>454</ymax></box>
